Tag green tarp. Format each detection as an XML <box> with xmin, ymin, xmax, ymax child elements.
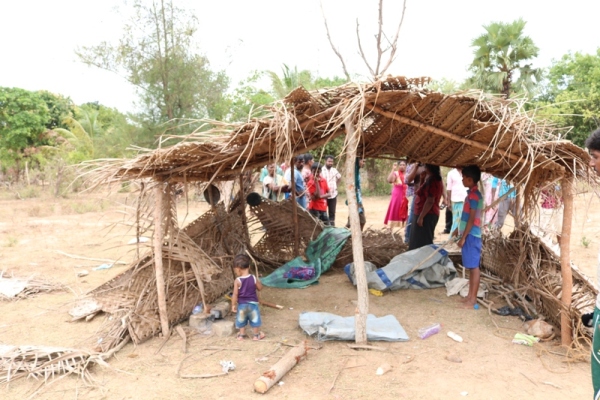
<box><xmin>261</xmin><ymin>227</ymin><xmax>351</xmax><ymax>289</ymax></box>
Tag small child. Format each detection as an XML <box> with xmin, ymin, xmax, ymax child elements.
<box><xmin>451</xmin><ymin>165</ymin><xmax>483</xmax><ymax>308</ymax></box>
<box><xmin>231</xmin><ymin>254</ymin><xmax>265</xmax><ymax>340</ymax></box>
<box><xmin>306</xmin><ymin>162</ymin><xmax>331</xmax><ymax>225</ymax></box>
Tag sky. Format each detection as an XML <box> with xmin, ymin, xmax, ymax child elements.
<box><xmin>1</xmin><ymin>0</ymin><xmax>599</xmax><ymax>113</ymax></box>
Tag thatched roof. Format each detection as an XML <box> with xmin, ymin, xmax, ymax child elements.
<box><xmin>88</xmin><ymin>76</ymin><xmax>590</xmax><ymax>189</ymax></box>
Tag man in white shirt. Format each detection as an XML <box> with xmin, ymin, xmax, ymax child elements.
<box><xmin>321</xmin><ymin>155</ymin><xmax>342</xmax><ymax>226</ymax></box>
<box><xmin>446</xmin><ymin>168</ymin><xmax>468</xmax><ymax>234</ymax></box>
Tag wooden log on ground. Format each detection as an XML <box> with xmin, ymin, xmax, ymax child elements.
<box><xmin>253</xmin><ymin>342</ymin><xmax>308</xmax><ymax>393</ymax></box>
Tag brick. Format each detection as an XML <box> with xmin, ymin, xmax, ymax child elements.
<box><xmin>212</xmin><ymin>320</ymin><xmax>235</xmax><ymax>337</ymax></box>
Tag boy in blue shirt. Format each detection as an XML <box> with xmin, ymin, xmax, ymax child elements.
<box><xmin>452</xmin><ymin>165</ymin><xmax>483</xmax><ymax>308</ymax></box>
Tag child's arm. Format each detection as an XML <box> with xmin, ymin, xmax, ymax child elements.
<box><xmin>457</xmin><ymin>201</ymin><xmax>478</xmax><ymax>248</ymax></box>
<box><xmin>255</xmin><ymin>276</ymin><xmax>263</xmax><ymax>291</ymax></box>
<box><xmin>231</xmin><ymin>278</ymin><xmax>240</xmax><ymax>312</ymax></box>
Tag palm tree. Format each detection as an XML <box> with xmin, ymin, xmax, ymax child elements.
<box><xmin>468</xmin><ymin>19</ymin><xmax>542</xmax><ymax>99</ymax></box>
<box><xmin>266</xmin><ymin>65</ymin><xmax>316</xmax><ymax>99</ymax></box>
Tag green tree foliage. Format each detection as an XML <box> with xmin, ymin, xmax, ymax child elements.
<box><xmin>427</xmin><ymin>78</ymin><xmax>461</xmax><ymax>94</ymax></box>
<box><xmin>76</xmin><ymin>0</ymin><xmax>229</xmax><ymax>136</ymax></box>
<box><xmin>467</xmin><ymin>19</ymin><xmax>542</xmax><ymax>98</ymax></box>
<box><xmin>267</xmin><ymin>65</ymin><xmax>347</xmax><ymax>99</ymax></box>
<box><xmin>224</xmin><ymin>72</ymin><xmax>275</xmax><ymax>122</ymax></box>
<box><xmin>0</xmin><ymin>87</ymin><xmax>50</xmax><ymax>174</ymax></box>
<box><xmin>534</xmin><ymin>50</ymin><xmax>600</xmax><ymax>146</ymax></box>
<box><xmin>37</xmin><ymin>91</ymin><xmax>74</xmax><ymax>130</ymax></box>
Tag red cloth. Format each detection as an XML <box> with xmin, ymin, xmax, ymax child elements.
<box><xmin>307</xmin><ymin>177</ymin><xmax>329</xmax><ymax>211</ymax></box>
<box><xmin>384</xmin><ymin>171</ymin><xmax>408</xmax><ymax>224</ymax></box>
<box><xmin>414</xmin><ymin>177</ymin><xmax>444</xmax><ymax>216</ymax></box>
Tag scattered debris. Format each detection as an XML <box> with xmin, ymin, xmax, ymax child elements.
<box><xmin>447</xmin><ymin>331</ymin><xmax>463</xmax><ymax>343</ymax></box>
<box><xmin>93</xmin><ymin>263</ymin><xmax>113</xmax><ymax>271</ymax></box>
<box><xmin>445</xmin><ymin>354</ymin><xmax>462</xmax><ymax>363</ymax></box>
<box><xmin>127</xmin><ymin>237</ymin><xmax>150</xmax><ymax>245</ymax></box>
<box><xmin>512</xmin><ymin>333</ymin><xmax>539</xmax><ymax>346</ymax></box>
<box><xmin>375</xmin><ymin>363</ymin><xmax>392</xmax><ymax>375</ymax></box>
<box><xmin>0</xmin><ymin>272</ymin><xmax>65</xmax><ymax>300</ymax></box>
<box><xmin>220</xmin><ymin>360</ymin><xmax>235</xmax><ymax>373</ymax></box>
<box><xmin>77</xmin><ymin>270</ymin><xmax>89</xmax><ymax>278</ymax></box>
<box><xmin>523</xmin><ymin>319</ymin><xmax>554</xmax><ymax>340</ymax></box>
<box><xmin>542</xmin><ymin>381</ymin><xmax>562</xmax><ymax>389</ymax></box>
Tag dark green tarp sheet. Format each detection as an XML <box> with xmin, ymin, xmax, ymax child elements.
<box><xmin>261</xmin><ymin>227</ymin><xmax>351</xmax><ymax>289</ymax></box>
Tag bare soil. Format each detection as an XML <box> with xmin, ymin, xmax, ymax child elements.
<box><xmin>0</xmin><ymin>187</ymin><xmax>598</xmax><ymax>399</ymax></box>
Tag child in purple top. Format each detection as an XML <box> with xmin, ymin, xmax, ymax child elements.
<box><xmin>231</xmin><ymin>254</ymin><xmax>265</xmax><ymax>340</ymax></box>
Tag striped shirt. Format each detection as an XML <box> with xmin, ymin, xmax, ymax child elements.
<box><xmin>459</xmin><ymin>187</ymin><xmax>483</xmax><ymax>238</ymax></box>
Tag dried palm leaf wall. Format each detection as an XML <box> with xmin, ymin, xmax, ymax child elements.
<box><xmin>482</xmin><ymin>229</ymin><xmax>597</xmax><ymax>340</ymax></box>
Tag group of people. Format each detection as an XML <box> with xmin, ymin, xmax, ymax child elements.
<box><xmin>259</xmin><ymin>154</ymin><xmax>343</xmax><ymax>226</ymax></box>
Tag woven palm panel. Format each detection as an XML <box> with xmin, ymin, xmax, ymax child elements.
<box><xmin>481</xmin><ymin>231</ymin><xmax>597</xmax><ymax>340</ymax></box>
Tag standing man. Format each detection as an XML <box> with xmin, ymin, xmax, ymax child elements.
<box><xmin>585</xmin><ymin>127</ymin><xmax>600</xmax><ymax>399</ymax></box>
<box><xmin>447</xmin><ymin>168</ymin><xmax>468</xmax><ymax>235</ymax></box>
<box><xmin>346</xmin><ymin>157</ymin><xmax>366</xmax><ymax>230</ymax></box>
<box><xmin>493</xmin><ymin>177</ymin><xmax>516</xmax><ymax>229</ymax></box>
<box><xmin>321</xmin><ymin>155</ymin><xmax>342</xmax><ymax>226</ymax></box>
<box><xmin>284</xmin><ymin>156</ymin><xmax>307</xmax><ymax>209</ymax></box>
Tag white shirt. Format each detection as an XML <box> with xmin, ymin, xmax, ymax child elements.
<box><xmin>321</xmin><ymin>166</ymin><xmax>341</xmax><ymax>198</ymax></box>
<box><xmin>447</xmin><ymin>168</ymin><xmax>468</xmax><ymax>203</ymax></box>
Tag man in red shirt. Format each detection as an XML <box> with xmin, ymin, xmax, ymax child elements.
<box><xmin>306</xmin><ymin>163</ymin><xmax>331</xmax><ymax>225</ymax></box>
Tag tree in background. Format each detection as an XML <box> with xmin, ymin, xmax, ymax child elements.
<box><xmin>467</xmin><ymin>19</ymin><xmax>542</xmax><ymax>99</ymax></box>
<box><xmin>533</xmin><ymin>50</ymin><xmax>600</xmax><ymax>146</ymax></box>
<box><xmin>76</xmin><ymin>0</ymin><xmax>229</xmax><ymax>140</ymax></box>
<box><xmin>0</xmin><ymin>87</ymin><xmax>50</xmax><ymax>180</ymax></box>
<box><xmin>37</xmin><ymin>91</ymin><xmax>74</xmax><ymax>130</ymax></box>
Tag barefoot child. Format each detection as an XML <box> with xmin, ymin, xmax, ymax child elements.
<box><xmin>451</xmin><ymin>165</ymin><xmax>483</xmax><ymax>308</ymax></box>
<box><xmin>231</xmin><ymin>254</ymin><xmax>265</xmax><ymax>340</ymax></box>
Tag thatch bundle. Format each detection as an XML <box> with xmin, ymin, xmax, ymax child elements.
<box><xmin>482</xmin><ymin>229</ymin><xmax>597</xmax><ymax>339</ymax></box>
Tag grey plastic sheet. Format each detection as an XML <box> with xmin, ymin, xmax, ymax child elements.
<box><xmin>299</xmin><ymin>312</ymin><xmax>409</xmax><ymax>341</ymax></box>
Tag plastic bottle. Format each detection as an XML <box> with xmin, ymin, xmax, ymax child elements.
<box><xmin>192</xmin><ymin>304</ymin><xmax>203</xmax><ymax>315</ymax></box>
<box><xmin>418</xmin><ymin>323</ymin><xmax>441</xmax><ymax>339</ymax></box>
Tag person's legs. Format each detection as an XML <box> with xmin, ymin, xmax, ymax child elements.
<box><xmin>327</xmin><ymin>197</ymin><xmax>337</xmax><ymax>226</ymax></box>
<box><xmin>444</xmin><ymin>207</ymin><xmax>452</xmax><ymax>233</ymax></box>
<box><xmin>496</xmin><ymin>198</ymin><xmax>510</xmax><ymax>229</ymax></box>
<box><xmin>451</xmin><ymin>201</ymin><xmax>463</xmax><ymax>233</ymax></box>
<box><xmin>465</xmin><ymin>267</ymin><xmax>481</xmax><ymax>307</ymax></box>
<box><xmin>460</xmin><ymin>234</ymin><xmax>482</xmax><ymax>307</ymax></box>
<box><xmin>405</xmin><ymin>196</ymin><xmax>415</xmax><ymax>243</ymax></box>
<box><xmin>248</xmin><ymin>303</ymin><xmax>265</xmax><ymax>340</ymax></box>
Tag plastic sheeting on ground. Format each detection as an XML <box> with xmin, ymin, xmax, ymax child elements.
<box><xmin>298</xmin><ymin>312</ymin><xmax>409</xmax><ymax>341</ymax></box>
<box><xmin>261</xmin><ymin>227</ymin><xmax>350</xmax><ymax>289</ymax></box>
<box><xmin>345</xmin><ymin>244</ymin><xmax>457</xmax><ymax>291</ymax></box>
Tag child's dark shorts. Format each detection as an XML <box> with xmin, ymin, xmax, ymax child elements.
<box><xmin>462</xmin><ymin>234</ymin><xmax>482</xmax><ymax>269</ymax></box>
<box><xmin>235</xmin><ymin>302</ymin><xmax>262</xmax><ymax>328</ymax></box>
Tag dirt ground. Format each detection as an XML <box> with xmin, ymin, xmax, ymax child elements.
<box><xmin>1</xmin><ymin>186</ymin><xmax>599</xmax><ymax>399</ymax></box>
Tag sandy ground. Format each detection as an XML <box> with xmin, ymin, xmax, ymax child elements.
<box><xmin>0</xmin><ymin>187</ymin><xmax>599</xmax><ymax>399</ymax></box>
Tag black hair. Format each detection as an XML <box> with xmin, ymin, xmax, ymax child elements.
<box><xmin>462</xmin><ymin>165</ymin><xmax>481</xmax><ymax>184</ymax></box>
<box><xmin>585</xmin><ymin>128</ymin><xmax>600</xmax><ymax>151</ymax></box>
<box><xmin>304</xmin><ymin>153</ymin><xmax>314</xmax><ymax>162</ymax></box>
<box><xmin>293</xmin><ymin>155</ymin><xmax>304</xmax><ymax>163</ymax></box>
<box><xmin>325</xmin><ymin>155</ymin><xmax>334</xmax><ymax>161</ymax></box>
<box><xmin>311</xmin><ymin>162</ymin><xmax>322</xmax><ymax>172</ymax></box>
<box><xmin>425</xmin><ymin>164</ymin><xmax>442</xmax><ymax>180</ymax></box>
<box><xmin>233</xmin><ymin>254</ymin><xmax>250</xmax><ymax>269</ymax></box>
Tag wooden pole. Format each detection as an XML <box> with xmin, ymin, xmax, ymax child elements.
<box><xmin>253</xmin><ymin>342</ymin><xmax>308</xmax><ymax>393</ymax></box>
<box><xmin>239</xmin><ymin>174</ymin><xmax>249</xmax><ymax>243</ymax></box>
<box><xmin>290</xmin><ymin>157</ymin><xmax>300</xmax><ymax>256</ymax></box>
<box><xmin>153</xmin><ymin>183</ymin><xmax>170</xmax><ymax>338</ymax></box>
<box><xmin>559</xmin><ymin>174</ymin><xmax>574</xmax><ymax>346</ymax></box>
<box><xmin>343</xmin><ymin>115</ymin><xmax>368</xmax><ymax>344</ymax></box>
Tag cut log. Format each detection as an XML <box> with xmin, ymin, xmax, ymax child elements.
<box><xmin>253</xmin><ymin>342</ymin><xmax>308</xmax><ymax>393</ymax></box>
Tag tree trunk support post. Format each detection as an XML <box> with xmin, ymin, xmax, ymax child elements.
<box><xmin>559</xmin><ymin>173</ymin><xmax>574</xmax><ymax>346</ymax></box>
<box><xmin>153</xmin><ymin>182</ymin><xmax>170</xmax><ymax>338</ymax></box>
<box><xmin>343</xmin><ymin>115</ymin><xmax>368</xmax><ymax>344</ymax></box>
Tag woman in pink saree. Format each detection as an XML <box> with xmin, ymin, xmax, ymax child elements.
<box><xmin>384</xmin><ymin>160</ymin><xmax>408</xmax><ymax>230</ymax></box>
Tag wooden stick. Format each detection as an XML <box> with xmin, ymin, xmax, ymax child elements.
<box><xmin>153</xmin><ymin>183</ymin><xmax>170</xmax><ymax>338</ymax></box>
<box><xmin>346</xmin><ymin>344</ymin><xmax>387</xmax><ymax>352</ymax></box>
<box><xmin>559</xmin><ymin>174</ymin><xmax>574</xmax><ymax>346</ymax></box>
<box><xmin>260</xmin><ymin>301</ymin><xmax>284</xmax><ymax>310</ymax></box>
<box><xmin>175</xmin><ymin>325</ymin><xmax>187</xmax><ymax>354</ymax></box>
<box><xmin>55</xmin><ymin>251</ymin><xmax>128</xmax><ymax>265</ymax></box>
<box><xmin>254</xmin><ymin>342</ymin><xmax>308</xmax><ymax>394</ymax></box>
<box><xmin>344</xmin><ymin>115</ymin><xmax>368</xmax><ymax>345</ymax></box>
<box><xmin>329</xmin><ymin>358</ymin><xmax>349</xmax><ymax>393</ymax></box>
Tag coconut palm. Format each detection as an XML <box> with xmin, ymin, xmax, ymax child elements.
<box><xmin>468</xmin><ymin>19</ymin><xmax>542</xmax><ymax>99</ymax></box>
<box><xmin>266</xmin><ymin>64</ymin><xmax>315</xmax><ymax>99</ymax></box>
